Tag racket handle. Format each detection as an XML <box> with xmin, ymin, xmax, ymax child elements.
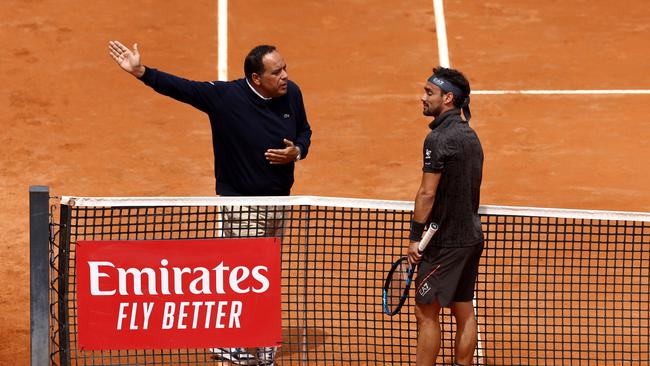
<box><xmin>417</xmin><ymin>223</ymin><xmax>439</xmax><ymax>253</ymax></box>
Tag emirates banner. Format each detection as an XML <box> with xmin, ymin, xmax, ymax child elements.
<box><xmin>75</xmin><ymin>238</ymin><xmax>282</xmax><ymax>350</ymax></box>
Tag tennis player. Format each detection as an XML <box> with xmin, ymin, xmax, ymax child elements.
<box><xmin>408</xmin><ymin>67</ymin><xmax>484</xmax><ymax>366</ymax></box>
<box><xmin>109</xmin><ymin>41</ymin><xmax>312</xmax><ymax>366</ymax></box>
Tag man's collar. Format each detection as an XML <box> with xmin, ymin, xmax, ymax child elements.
<box><xmin>245</xmin><ymin>78</ymin><xmax>272</xmax><ymax>100</ymax></box>
<box><xmin>428</xmin><ymin>108</ymin><xmax>461</xmax><ymax>130</ymax></box>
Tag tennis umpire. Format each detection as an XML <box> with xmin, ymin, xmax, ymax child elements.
<box><xmin>109</xmin><ymin>41</ymin><xmax>312</xmax><ymax>366</ymax></box>
<box><xmin>408</xmin><ymin>67</ymin><xmax>484</xmax><ymax>366</ymax></box>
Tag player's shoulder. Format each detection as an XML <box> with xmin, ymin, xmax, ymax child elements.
<box><xmin>425</xmin><ymin>126</ymin><xmax>449</xmax><ymax>142</ymax></box>
<box><xmin>424</xmin><ymin>129</ymin><xmax>445</xmax><ymax>150</ymax></box>
<box><xmin>425</xmin><ymin>125</ymin><xmax>460</xmax><ymax>153</ymax></box>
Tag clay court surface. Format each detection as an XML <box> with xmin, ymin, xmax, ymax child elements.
<box><xmin>1</xmin><ymin>0</ymin><xmax>649</xmax><ymax>364</ymax></box>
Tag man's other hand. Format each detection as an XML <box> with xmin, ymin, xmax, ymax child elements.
<box><xmin>265</xmin><ymin>139</ymin><xmax>300</xmax><ymax>164</ymax></box>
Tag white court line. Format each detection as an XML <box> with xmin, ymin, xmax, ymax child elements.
<box><xmin>431</xmin><ymin>1</ymin><xmax>649</xmax><ymax>96</ymax></box>
<box><xmin>434</xmin><ymin>2</ymin><xmax>482</xmax><ymax>362</ymax></box>
<box><xmin>473</xmin><ymin>89</ymin><xmax>650</xmax><ymax>95</ymax></box>
<box><xmin>217</xmin><ymin>0</ymin><xmax>228</xmax><ymax>81</ymax></box>
<box><xmin>433</xmin><ymin>0</ymin><xmax>450</xmax><ymax>67</ymax></box>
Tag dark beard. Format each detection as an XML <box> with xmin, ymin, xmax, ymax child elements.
<box><xmin>424</xmin><ymin>104</ymin><xmax>443</xmax><ymax>117</ymax></box>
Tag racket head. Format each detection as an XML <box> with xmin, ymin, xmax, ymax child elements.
<box><xmin>382</xmin><ymin>256</ymin><xmax>415</xmax><ymax>316</ymax></box>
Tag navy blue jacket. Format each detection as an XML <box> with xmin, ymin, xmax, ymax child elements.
<box><xmin>139</xmin><ymin>67</ymin><xmax>312</xmax><ymax>196</ymax></box>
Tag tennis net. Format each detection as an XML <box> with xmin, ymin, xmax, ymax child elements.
<box><xmin>36</xmin><ymin>194</ymin><xmax>649</xmax><ymax>365</ymax></box>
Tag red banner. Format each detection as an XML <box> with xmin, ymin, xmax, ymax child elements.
<box><xmin>76</xmin><ymin>238</ymin><xmax>282</xmax><ymax>350</ymax></box>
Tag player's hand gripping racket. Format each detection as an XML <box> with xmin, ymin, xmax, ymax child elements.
<box><xmin>382</xmin><ymin>223</ymin><xmax>438</xmax><ymax>316</ymax></box>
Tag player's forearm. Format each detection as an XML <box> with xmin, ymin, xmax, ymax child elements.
<box><xmin>409</xmin><ymin>189</ymin><xmax>434</xmax><ymax>244</ymax></box>
<box><xmin>412</xmin><ymin>172</ymin><xmax>441</xmax><ymax>226</ymax></box>
<box><xmin>413</xmin><ymin>188</ymin><xmax>435</xmax><ymax>224</ymax></box>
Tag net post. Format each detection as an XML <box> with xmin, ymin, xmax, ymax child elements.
<box><xmin>57</xmin><ymin>203</ymin><xmax>72</xmax><ymax>366</ymax></box>
<box><xmin>29</xmin><ymin>185</ymin><xmax>50</xmax><ymax>366</ymax></box>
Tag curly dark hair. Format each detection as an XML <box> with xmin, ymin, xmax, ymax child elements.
<box><xmin>431</xmin><ymin>66</ymin><xmax>471</xmax><ymax>108</ymax></box>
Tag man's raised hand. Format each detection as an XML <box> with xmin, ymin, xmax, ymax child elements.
<box><xmin>108</xmin><ymin>40</ymin><xmax>145</xmax><ymax>78</ymax></box>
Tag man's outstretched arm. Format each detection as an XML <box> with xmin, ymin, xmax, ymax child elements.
<box><xmin>107</xmin><ymin>40</ymin><xmax>216</xmax><ymax>112</ymax></box>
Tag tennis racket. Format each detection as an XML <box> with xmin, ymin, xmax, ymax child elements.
<box><xmin>382</xmin><ymin>223</ymin><xmax>438</xmax><ymax>316</ymax></box>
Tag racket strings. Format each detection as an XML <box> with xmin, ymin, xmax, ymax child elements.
<box><xmin>385</xmin><ymin>260</ymin><xmax>412</xmax><ymax>310</ymax></box>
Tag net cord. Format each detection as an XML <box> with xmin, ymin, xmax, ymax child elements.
<box><xmin>60</xmin><ymin>195</ymin><xmax>650</xmax><ymax>222</ymax></box>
